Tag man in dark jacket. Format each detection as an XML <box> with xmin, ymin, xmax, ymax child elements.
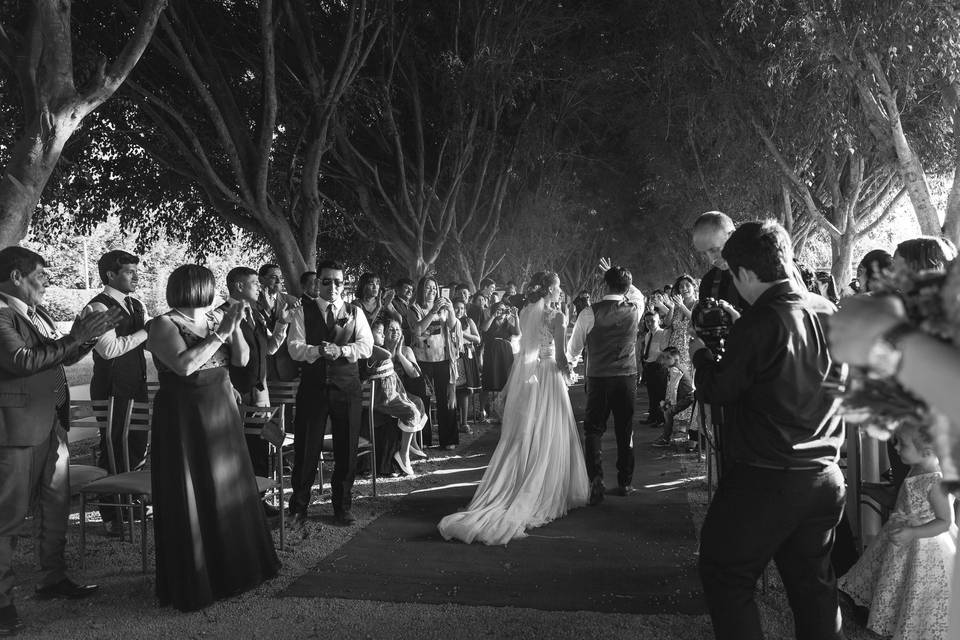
<box><xmin>0</xmin><ymin>247</ymin><xmax>119</xmax><ymax>635</ymax></box>
<box><xmin>691</xmin><ymin>220</ymin><xmax>844</xmax><ymax>640</ymax></box>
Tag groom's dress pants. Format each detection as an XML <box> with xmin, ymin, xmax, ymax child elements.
<box><xmin>583</xmin><ymin>374</ymin><xmax>636</xmax><ymax>488</ymax></box>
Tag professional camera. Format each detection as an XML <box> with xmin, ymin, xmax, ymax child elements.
<box><xmin>691</xmin><ymin>297</ymin><xmax>735</xmax><ymax>357</ymax></box>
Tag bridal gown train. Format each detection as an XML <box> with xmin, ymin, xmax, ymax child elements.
<box><xmin>438</xmin><ymin>301</ymin><xmax>590</xmax><ymax>545</ymax></box>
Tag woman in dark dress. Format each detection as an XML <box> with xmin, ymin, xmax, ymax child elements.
<box><xmin>148</xmin><ymin>264</ymin><xmax>279</xmax><ymax>612</ymax></box>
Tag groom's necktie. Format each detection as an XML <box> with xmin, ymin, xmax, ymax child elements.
<box><xmin>641</xmin><ymin>332</ymin><xmax>652</xmax><ymax>362</ymax></box>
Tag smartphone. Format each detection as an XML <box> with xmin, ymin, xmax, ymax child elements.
<box><xmin>440</xmin><ymin>287</ymin><xmax>451</xmax><ymax>299</ymax></box>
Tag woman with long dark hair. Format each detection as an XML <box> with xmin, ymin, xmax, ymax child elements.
<box><xmin>406</xmin><ymin>276</ymin><xmax>461</xmax><ymax>450</ymax></box>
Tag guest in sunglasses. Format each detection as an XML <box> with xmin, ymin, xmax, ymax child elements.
<box><xmin>287</xmin><ymin>261</ymin><xmax>373</xmax><ymax>526</ymax></box>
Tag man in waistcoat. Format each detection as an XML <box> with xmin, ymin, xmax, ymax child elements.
<box><xmin>0</xmin><ymin>247</ymin><xmax>120</xmax><ymax>636</ymax></box>
<box><xmin>80</xmin><ymin>250</ymin><xmax>149</xmax><ymax>537</ymax></box>
<box><xmin>256</xmin><ymin>263</ymin><xmax>301</xmax><ymax>382</ymax></box>
<box><xmin>287</xmin><ymin>260</ymin><xmax>373</xmax><ymax>525</ymax></box>
<box><xmin>222</xmin><ymin>266</ymin><xmax>298</xmax><ymax>518</ymax></box>
<box><xmin>567</xmin><ymin>266</ymin><xmax>642</xmax><ymax>505</ymax></box>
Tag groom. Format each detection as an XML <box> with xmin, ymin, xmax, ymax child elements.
<box><xmin>567</xmin><ymin>266</ymin><xmax>642</xmax><ymax>505</ymax></box>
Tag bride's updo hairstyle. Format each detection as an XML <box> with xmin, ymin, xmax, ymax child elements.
<box><xmin>525</xmin><ymin>271</ymin><xmax>559</xmax><ymax>305</ymax></box>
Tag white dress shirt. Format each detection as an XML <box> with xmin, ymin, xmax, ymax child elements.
<box><xmin>287</xmin><ymin>296</ymin><xmax>373</xmax><ymax>363</ymax></box>
<box><xmin>566</xmin><ymin>294</ymin><xmax>641</xmax><ymax>365</ymax></box>
<box><xmin>79</xmin><ymin>285</ymin><xmax>149</xmax><ymax>359</ymax></box>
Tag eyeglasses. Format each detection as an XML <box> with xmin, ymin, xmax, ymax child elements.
<box><xmin>320</xmin><ymin>278</ymin><xmax>344</xmax><ymax>286</ymax></box>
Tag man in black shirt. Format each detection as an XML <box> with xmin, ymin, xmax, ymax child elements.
<box><xmin>691</xmin><ymin>220</ymin><xmax>844</xmax><ymax>640</ymax></box>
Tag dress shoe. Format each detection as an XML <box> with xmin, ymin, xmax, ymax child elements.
<box><xmin>393</xmin><ymin>452</ymin><xmax>414</xmax><ymax>476</ymax></box>
<box><xmin>334</xmin><ymin>511</ymin><xmax>357</xmax><ymax>526</ymax></box>
<box><xmin>613</xmin><ymin>485</ymin><xmax>637</xmax><ymax>497</ymax></box>
<box><xmin>588</xmin><ymin>477</ymin><xmax>605</xmax><ymax>506</ymax></box>
<box><xmin>103</xmin><ymin>520</ymin><xmax>125</xmax><ymax>538</ymax></box>
<box><xmin>34</xmin><ymin>578</ymin><xmax>99</xmax><ymax>600</ymax></box>
<box><xmin>0</xmin><ymin>604</ymin><xmax>23</xmax><ymax>637</ymax></box>
<box><xmin>443</xmin><ymin>444</ymin><xmax>457</xmax><ymax>451</ymax></box>
<box><xmin>262</xmin><ymin>501</ymin><xmax>281</xmax><ymax>518</ymax></box>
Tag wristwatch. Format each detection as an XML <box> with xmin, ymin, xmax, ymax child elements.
<box><xmin>866</xmin><ymin>321</ymin><xmax>915</xmax><ymax>378</ymax></box>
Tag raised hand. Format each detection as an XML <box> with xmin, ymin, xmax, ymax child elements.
<box><xmin>282</xmin><ymin>298</ymin><xmax>302</xmax><ymax>323</ymax></box>
<box><xmin>70</xmin><ymin>308</ymin><xmax>123</xmax><ymax>343</ymax></box>
<box><xmin>598</xmin><ymin>257</ymin><xmax>612</xmax><ymax>273</ymax></box>
<box><xmin>217</xmin><ymin>301</ymin><xmax>245</xmax><ymax>336</ymax></box>
<box><xmin>382</xmin><ymin>288</ymin><xmax>396</xmax><ymax>306</ymax></box>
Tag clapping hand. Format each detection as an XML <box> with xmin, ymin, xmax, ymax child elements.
<box><xmin>281</xmin><ymin>298</ymin><xmax>302</xmax><ymax>323</ymax></box>
<box><xmin>71</xmin><ymin>307</ymin><xmax>123</xmax><ymax>343</ymax></box>
<box><xmin>218</xmin><ymin>300</ymin><xmax>245</xmax><ymax>336</ymax></box>
<box><xmin>382</xmin><ymin>288</ymin><xmax>396</xmax><ymax>306</ymax></box>
<box><xmin>319</xmin><ymin>341</ymin><xmax>342</xmax><ymax>361</ymax></box>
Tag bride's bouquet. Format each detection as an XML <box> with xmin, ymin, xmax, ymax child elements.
<box><xmin>832</xmin><ymin>259</ymin><xmax>960</xmax><ymax>487</ymax></box>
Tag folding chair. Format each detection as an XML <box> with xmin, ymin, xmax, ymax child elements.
<box><xmin>67</xmin><ymin>399</ymin><xmax>113</xmax><ymax>495</ymax></box>
<box><xmin>359</xmin><ymin>378</ymin><xmax>379</xmax><ymax>496</ymax></box>
<box><xmin>240</xmin><ymin>405</ymin><xmax>286</xmax><ymax>550</ymax></box>
<box><xmin>79</xmin><ymin>400</ymin><xmax>153</xmax><ymax>573</ymax></box>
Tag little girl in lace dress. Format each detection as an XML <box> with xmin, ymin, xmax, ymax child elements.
<box><xmin>838</xmin><ymin>421</ymin><xmax>957</xmax><ymax>640</ymax></box>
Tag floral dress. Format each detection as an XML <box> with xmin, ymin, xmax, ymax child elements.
<box><xmin>838</xmin><ymin>471</ymin><xmax>956</xmax><ymax>640</ymax></box>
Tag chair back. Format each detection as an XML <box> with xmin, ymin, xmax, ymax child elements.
<box><xmin>146</xmin><ymin>381</ymin><xmax>160</xmax><ymax>404</ymax></box>
<box><xmin>116</xmin><ymin>401</ymin><xmax>153</xmax><ymax>473</ymax></box>
<box><xmin>239</xmin><ymin>405</ymin><xmax>282</xmax><ymax>437</ymax></box>
<box><xmin>267</xmin><ymin>380</ymin><xmax>299</xmax><ymax>405</ymax></box>
<box><xmin>70</xmin><ymin>399</ymin><xmax>114</xmax><ymax>468</ymax></box>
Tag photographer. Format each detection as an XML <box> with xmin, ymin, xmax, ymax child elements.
<box><xmin>481</xmin><ymin>299</ymin><xmax>520</xmax><ymax>413</ymax></box>
<box><xmin>690</xmin><ymin>220</ymin><xmax>844</xmax><ymax>640</ymax></box>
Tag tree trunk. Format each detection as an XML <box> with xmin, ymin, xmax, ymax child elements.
<box><xmin>892</xmin><ymin>134</ymin><xmax>941</xmax><ymax>236</ymax></box>
<box><xmin>942</xmin><ymin>164</ymin><xmax>960</xmax><ymax>247</ymax></box>
<box><xmin>0</xmin><ymin>121</ymin><xmax>72</xmax><ymax>248</ymax></box>
<box><xmin>830</xmin><ymin>229</ymin><xmax>856</xmax><ymax>292</ymax></box>
<box><xmin>942</xmin><ymin>102</ymin><xmax>960</xmax><ymax>246</ymax></box>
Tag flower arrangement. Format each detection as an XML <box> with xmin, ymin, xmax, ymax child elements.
<box><xmin>832</xmin><ymin>259</ymin><xmax>960</xmax><ymax>487</ymax></box>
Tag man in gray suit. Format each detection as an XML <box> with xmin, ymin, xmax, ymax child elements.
<box><xmin>0</xmin><ymin>247</ymin><xmax>119</xmax><ymax>636</ymax></box>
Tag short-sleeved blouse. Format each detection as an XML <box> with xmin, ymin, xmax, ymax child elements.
<box><xmin>408</xmin><ymin>303</ymin><xmax>451</xmax><ymax>363</ymax></box>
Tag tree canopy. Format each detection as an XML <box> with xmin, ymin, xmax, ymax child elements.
<box><xmin>3</xmin><ymin>0</ymin><xmax>960</xmax><ymax>290</ymax></box>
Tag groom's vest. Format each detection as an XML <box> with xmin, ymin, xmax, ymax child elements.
<box><xmin>585</xmin><ymin>299</ymin><xmax>639</xmax><ymax>378</ymax></box>
<box><xmin>300</xmin><ymin>300</ymin><xmax>362</xmax><ymax>393</ymax></box>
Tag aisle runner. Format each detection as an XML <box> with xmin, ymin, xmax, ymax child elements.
<box><xmin>281</xmin><ymin>392</ymin><xmax>706</xmax><ymax>614</ymax></box>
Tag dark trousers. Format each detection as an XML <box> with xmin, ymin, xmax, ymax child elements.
<box><xmin>289</xmin><ymin>384</ymin><xmax>361</xmax><ymax>516</ymax></box>
<box><xmin>95</xmin><ymin>395</ymin><xmax>148</xmax><ymax>523</ymax></box>
<box><xmin>419</xmin><ymin>360</ymin><xmax>457</xmax><ymax>447</ymax></box>
<box><xmin>699</xmin><ymin>463</ymin><xmax>846</xmax><ymax>640</ymax></box>
<box><xmin>641</xmin><ymin>361</ymin><xmax>666</xmax><ymax>423</ymax></box>
<box><xmin>0</xmin><ymin>426</ymin><xmax>70</xmax><ymax>607</ymax></box>
<box><xmin>583</xmin><ymin>374</ymin><xmax>636</xmax><ymax>488</ymax></box>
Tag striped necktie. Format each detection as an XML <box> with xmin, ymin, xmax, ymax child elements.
<box><xmin>28</xmin><ymin>308</ymin><xmax>68</xmax><ymax>408</ymax></box>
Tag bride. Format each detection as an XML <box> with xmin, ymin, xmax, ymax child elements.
<box><xmin>437</xmin><ymin>272</ymin><xmax>590</xmax><ymax>545</ymax></box>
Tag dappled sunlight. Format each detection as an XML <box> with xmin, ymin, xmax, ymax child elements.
<box><xmin>410</xmin><ymin>481</ymin><xmax>480</xmax><ymax>494</ymax></box>
<box><xmin>431</xmin><ymin>465</ymin><xmax>489</xmax><ymax>475</ymax></box>
<box><xmin>643</xmin><ymin>475</ymin><xmax>706</xmax><ymax>491</ymax></box>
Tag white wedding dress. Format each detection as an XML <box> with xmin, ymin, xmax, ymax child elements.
<box><xmin>437</xmin><ymin>299</ymin><xmax>590</xmax><ymax>545</ymax></box>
